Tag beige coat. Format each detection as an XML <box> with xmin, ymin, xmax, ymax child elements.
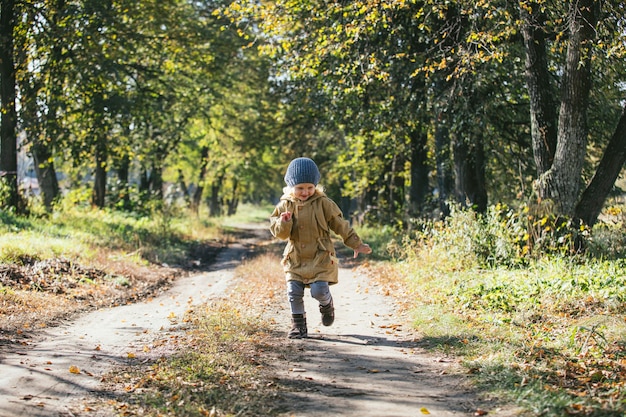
<box><xmin>270</xmin><ymin>191</ymin><xmax>363</xmax><ymax>285</ymax></box>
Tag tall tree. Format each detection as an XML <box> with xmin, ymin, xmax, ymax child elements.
<box><xmin>0</xmin><ymin>0</ymin><xmax>19</xmax><ymax>211</ymax></box>
<box><xmin>527</xmin><ymin>0</ymin><xmax>599</xmax><ymax>216</ymax></box>
<box><xmin>519</xmin><ymin>0</ymin><xmax>626</xmax><ymax>225</ymax></box>
<box><xmin>17</xmin><ymin>0</ymin><xmax>66</xmax><ymax>210</ymax></box>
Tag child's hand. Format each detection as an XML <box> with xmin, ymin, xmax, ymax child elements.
<box><xmin>280</xmin><ymin>211</ymin><xmax>292</xmax><ymax>222</ymax></box>
<box><xmin>353</xmin><ymin>243</ymin><xmax>372</xmax><ymax>258</ymax></box>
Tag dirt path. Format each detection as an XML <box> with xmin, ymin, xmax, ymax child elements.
<box><xmin>271</xmin><ymin>267</ymin><xmax>517</xmax><ymax>417</ymax></box>
<box><xmin>0</xmin><ymin>225</ymin><xmax>520</xmax><ymax>417</ymax></box>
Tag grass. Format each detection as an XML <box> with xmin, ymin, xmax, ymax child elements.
<box><xmin>0</xmin><ymin>205</ymin><xmax>223</xmax><ymax>338</ymax></box>
<box><xmin>362</xmin><ymin>208</ymin><xmax>626</xmax><ymax>417</ymax></box>
<box><xmin>104</xmin><ymin>301</ymin><xmax>283</xmax><ymax>417</ymax></box>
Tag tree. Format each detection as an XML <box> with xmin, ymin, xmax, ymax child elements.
<box><xmin>519</xmin><ymin>0</ymin><xmax>626</xmax><ymax>225</ymax></box>
<box><xmin>0</xmin><ymin>0</ymin><xmax>19</xmax><ymax>211</ymax></box>
<box><xmin>16</xmin><ymin>0</ymin><xmax>68</xmax><ymax>210</ymax></box>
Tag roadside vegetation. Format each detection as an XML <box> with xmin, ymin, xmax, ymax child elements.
<box><xmin>368</xmin><ymin>202</ymin><xmax>626</xmax><ymax>417</ymax></box>
<box><xmin>0</xmin><ymin>202</ymin><xmax>223</xmax><ymax>340</ymax></box>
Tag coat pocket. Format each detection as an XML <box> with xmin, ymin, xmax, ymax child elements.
<box><xmin>316</xmin><ymin>238</ymin><xmax>337</xmax><ymax>266</ymax></box>
<box><xmin>282</xmin><ymin>242</ymin><xmax>299</xmax><ymax>268</ymax></box>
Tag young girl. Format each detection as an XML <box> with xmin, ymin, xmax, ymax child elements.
<box><xmin>270</xmin><ymin>157</ymin><xmax>372</xmax><ymax>339</ymax></box>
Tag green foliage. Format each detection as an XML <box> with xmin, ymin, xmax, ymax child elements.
<box><xmin>399</xmin><ymin>202</ymin><xmax>591</xmax><ymax>269</ymax></box>
<box><xmin>351</xmin><ymin>224</ymin><xmax>398</xmax><ymax>261</ymax></box>
<box><xmin>0</xmin><ymin>202</ymin><xmax>220</xmax><ymax>267</ymax></box>
<box><xmin>391</xmin><ymin>203</ymin><xmax>626</xmax><ymax>416</ymax></box>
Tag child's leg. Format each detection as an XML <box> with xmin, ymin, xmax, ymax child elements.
<box><xmin>310</xmin><ymin>281</ymin><xmax>334</xmax><ymax>326</ymax></box>
<box><xmin>286</xmin><ymin>280</ymin><xmax>307</xmax><ymax>338</ymax></box>
<box><xmin>309</xmin><ymin>281</ymin><xmax>331</xmax><ymax>306</ymax></box>
<box><xmin>287</xmin><ymin>280</ymin><xmax>306</xmax><ymax>314</ymax></box>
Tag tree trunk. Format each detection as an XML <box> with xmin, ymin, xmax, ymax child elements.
<box><xmin>150</xmin><ymin>161</ymin><xmax>163</xmax><ymax>198</ymax></box>
<box><xmin>92</xmin><ymin>138</ymin><xmax>107</xmax><ymax>208</ymax></box>
<box><xmin>176</xmin><ymin>168</ymin><xmax>190</xmax><ymax>205</ymax></box>
<box><xmin>454</xmin><ymin>135</ymin><xmax>487</xmax><ymax>213</ymax></box>
<box><xmin>0</xmin><ymin>0</ymin><xmax>19</xmax><ymax>211</ymax></box>
<box><xmin>116</xmin><ymin>154</ymin><xmax>131</xmax><ymax>211</ymax></box>
<box><xmin>575</xmin><ymin>103</ymin><xmax>626</xmax><ymax>226</ymax></box>
<box><xmin>409</xmin><ymin>127</ymin><xmax>430</xmax><ymax>217</ymax></box>
<box><xmin>191</xmin><ymin>146</ymin><xmax>209</xmax><ymax>213</ymax></box>
<box><xmin>139</xmin><ymin>165</ymin><xmax>149</xmax><ymax>194</ymax></box>
<box><xmin>435</xmin><ymin>116</ymin><xmax>452</xmax><ymax>218</ymax></box>
<box><xmin>208</xmin><ymin>174</ymin><xmax>224</xmax><ymax>217</ymax></box>
<box><xmin>31</xmin><ymin>0</ymin><xmax>65</xmax><ymax>211</ymax></box>
<box><xmin>533</xmin><ymin>0</ymin><xmax>599</xmax><ymax>216</ymax></box>
<box><xmin>227</xmin><ymin>178</ymin><xmax>238</xmax><ymax>216</ymax></box>
<box><xmin>31</xmin><ymin>143</ymin><xmax>60</xmax><ymax>210</ymax></box>
<box><xmin>520</xmin><ymin>3</ymin><xmax>558</xmax><ymax>177</ymax></box>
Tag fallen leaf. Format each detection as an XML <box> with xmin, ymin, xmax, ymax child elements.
<box><xmin>69</xmin><ymin>365</ymin><xmax>80</xmax><ymax>374</ymax></box>
<box><xmin>420</xmin><ymin>407</ymin><xmax>430</xmax><ymax>414</ymax></box>
<box><xmin>474</xmin><ymin>409</ymin><xmax>488</xmax><ymax>416</ymax></box>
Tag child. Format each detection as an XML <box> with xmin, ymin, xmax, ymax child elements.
<box><xmin>270</xmin><ymin>157</ymin><xmax>372</xmax><ymax>339</ymax></box>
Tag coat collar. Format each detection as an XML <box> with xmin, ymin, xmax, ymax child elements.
<box><xmin>281</xmin><ymin>190</ymin><xmax>324</xmax><ymax>205</ymax></box>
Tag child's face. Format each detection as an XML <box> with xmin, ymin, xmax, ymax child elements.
<box><xmin>293</xmin><ymin>183</ymin><xmax>316</xmax><ymax>201</ymax></box>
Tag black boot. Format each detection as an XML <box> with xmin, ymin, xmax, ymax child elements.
<box><xmin>319</xmin><ymin>299</ymin><xmax>334</xmax><ymax>326</ymax></box>
<box><xmin>288</xmin><ymin>314</ymin><xmax>307</xmax><ymax>339</ymax></box>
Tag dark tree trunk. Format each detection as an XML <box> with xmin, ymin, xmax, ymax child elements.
<box><xmin>139</xmin><ymin>165</ymin><xmax>149</xmax><ymax>194</ymax></box>
<box><xmin>177</xmin><ymin>168</ymin><xmax>190</xmax><ymax>205</ymax></box>
<box><xmin>454</xmin><ymin>135</ymin><xmax>487</xmax><ymax>213</ymax></box>
<box><xmin>32</xmin><ymin>0</ymin><xmax>65</xmax><ymax>211</ymax></box>
<box><xmin>150</xmin><ymin>161</ymin><xmax>163</xmax><ymax>198</ymax></box>
<box><xmin>92</xmin><ymin>139</ymin><xmax>107</xmax><ymax>208</ymax></box>
<box><xmin>409</xmin><ymin>127</ymin><xmax>430</xmax><ymax>217</ymax></box>
<box><xmin>435</xmin><ymin>116</ymin><xmax>453</xmax><ymax>217</ymax></box>
<box><xmin>116</xmin><ymin>154</ymin><xmax>131</xmax><ymax>211</ymax></box>
<box><xmin>31</xmin><ymin>143</ymin><xmax>60</xmax><ymax>210</ymax></box>
<box><xmin>387</xmin><ymin>153</ymin><xmax>405</xmax><ymax>222</ymax></box>
<box><xmin>227</xmin><ymin>178</ymin><xmax>238</xmax><ymax>216</ymax></box>
<box><xmin>520</xmin><ymin>3</ymin><xmax>558</xmax><ymax>177</ymax></box>
<box><xmin>0</xmin><ymin>0</ymin><xmax>19</xmax><ymax>211</ymax></box>
<box><xmin>191</xmin><ymin>146</ymin><xmax>209</xmax><ymax>213</ymax></box>
<box><xmin>575</xmin><ymin>103</ymin><xmax>626</xmax><ymax>226</ymax></box>
<box><xmin>208</xmin><ymin>174</ymin><xmax>224</xmax><ymax>217</ymax></box>
<box><xmin>534</xmin><ymin>0</ymin><xmax>599</xmax><ymax>216</ymax></box>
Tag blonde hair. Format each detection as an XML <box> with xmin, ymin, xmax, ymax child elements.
<box><xmin>283</xmin><ymin>184</ymin><xmax>326</xmax><ymax>196</ymax></box>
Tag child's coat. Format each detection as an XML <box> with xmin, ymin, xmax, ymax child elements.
<box><xmin>270</xmin><ymin>191</ymin><xmax>363</xmax><ymax>286</ymax></box>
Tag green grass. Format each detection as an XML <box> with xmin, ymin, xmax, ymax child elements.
<box><xmin>380</xmin><ymin>207</ymin><xmax>626</xmax><ymax>416</ymax></box>
<box><xmin>0</xmin><ymin>206</ymin><xmax>222</xmax><ymax>266</ymax></box>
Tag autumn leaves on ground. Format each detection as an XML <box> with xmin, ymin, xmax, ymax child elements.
<box><xmin>2</xmin><ymin>204</ymin><xmax>626</xmax><ymax>416</ymax></box>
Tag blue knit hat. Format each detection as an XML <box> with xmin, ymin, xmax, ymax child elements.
<box><xmin>284</xmin><ymin>157</ymin><xmax>321</xmax><ymax>187</ymax></box>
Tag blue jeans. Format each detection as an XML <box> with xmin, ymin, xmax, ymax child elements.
<box><xmin>287</xmin><ymin>280</ymin><xmax>332</xmax><ymax>315</ymax></box>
